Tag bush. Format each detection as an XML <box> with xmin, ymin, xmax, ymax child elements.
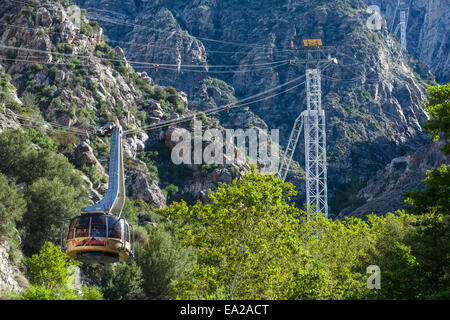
<box><xmin>21</xmin><ymin>285</ymin><xmax>59</xmax><ymax>300</ymax></box>
<box><xmin>30</xmin><ymin>63</ymin><xmax>43</xmax><ymax>73</ymax></box>
<box><xmin>56</xmin><ymin>43</ymin><xmax>74</xmax><ymax>54</ymax></box>
<box><xmin>99</xmin><ymin>262</ymin><xmax>144</xmax><ymax>300</ymax></box>
<box><xmin>52</xmin><ymin>131</ymin><xmax>79</xmax><ymax>149</ymax></box>
<box><xmin>0</xmin><ymin>129</ymin><xmax>31</xmax><ymax>176</ymax></box>
<box><xmin>20</xmin><ymin>92</ymin><xmax>39</xmax><ymax>111</ymax></box>
<box><xmin>80</xmin><ymin>20</ymin><xmax>94</xmax><ymax>36</ymax></box>
<box><xmin>40</xmin><ymin>84</ymin><xmax>58</xmax><ymax>98</ymax></box>
<box><xmin>81</xmin><ymin>286</ymin><xmax>104</xmax><ymax>300</ymax></box>
<box><xmin>27</xmin><ymin>129</ymin><xmax>58</xmax><ymax>151</ymax></box>
<box><xmin>151</xmin><ymin>86</ymin><xmax>168</xmax><ymax>101</ymax></box>
<box><xmin>21</xmin><ymin>175</ymin><xmax>88</xmax><ymax>255</ymax></box>
<box><xmin>136</xmin><ymin>226</ymin><xmax>195</xmax><ymax>299</ymax></box>
<box><xmin>163</xmin><ymin>184</ymin><xmax>179</xmax><ymax>203</ymax></box>
<box><xmin>87</xmin><ymin>80</ymin><xmax>98</xmax><ymax>91</ymax></box>
<box><xmin>25</xmin><ymin>242</ymin><xmax>78</xmax><ymax>290</ymax></box>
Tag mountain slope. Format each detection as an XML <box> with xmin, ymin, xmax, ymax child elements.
<box><xmin>75</xmin><ymin>0</ymin><xmax>435</xmax><ymax>215</ymax></box>
<box><xmin>366</xmin><ymin>0</ymin><xmax>450</xmax><ymax>84</ymax></box>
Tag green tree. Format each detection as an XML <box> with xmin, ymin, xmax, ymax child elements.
<box><xmin>0</xmin><ymin>173</ymin><xmax>26</xmax><ymax>239</ymax></box>
<box><xmin>25</xmin><ymin>242</ymin><xmax>78</xmax><ymax>290</ymax></box>
<box><xmin>0</xmin><ymin>130</ymin><xmax>31</xmax><ymax>176</ymax></box>
<box><xmin>400</xmin><ymin>83</ymin><xmax>450</xmax><ymax>299</ymax></box>
<box><xmin>405</xmin><ymin>165</ymin><xmax>450</xmax><ymax>215</ymax></box>
<box><xmin>21</xmin><ymin>177</ymin><xmax>87</xmax><ymax>255</ymax></box>
<box><xmin>288</xmin><ymin>255</ymin><xmax>336</xmax><ymax>300</ymax></box>
<box><xmin>160</xmin><ymin>169</ymin><xmax>305</xmax><ymax>299</ymax></box>
<box><xmin>99</xmin><ymin>262</ymin><xmax>144</xmax><ymax>300</ymax></box>
<box><xmin>136</xmin><ymin>226</ymin><xmax>195</xmax><ymax>299</ymax></box>
<box><xmin>81</xmin><ymin>286</ymin><xmax>104</xmax><ymax>300</ymax></box>
<box><xmin>0</xmin><ymin>173</ymin><xmax>27</xmax><ymax>264</ymax></box>
<box><xmin>21</xmin><ymin>285</ymin><xmax>59</xmax><ymax>300</ymax></box>
<box><xmin>404</xmin><ymin>84</ymin><xmax>450</xmax><ymax>216</ymax></box>
<box><xmin>27</xmin><ymin>129</ymin><xmax>58</xmax><ymax>151</ymax></box>
<box><xmin>411</xmin><ymin>212</ymin><xmax>450</xmax><ymax>299</ymax></box>
<box><xmin>379</xmin><ymin>242</ymin><xmax>421</xmax><ymax>299</ymax></box>
<box><xmin>423</xmin><ymin>83</ymin><xmax>450</xmax><ymax>155</ymax></box>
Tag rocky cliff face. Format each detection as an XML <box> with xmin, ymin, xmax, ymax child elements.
<box><xmin>338</xmin><ymin>139</ymin><xmax>449</xmax><ymax>218</ymax></box>
<box><xmin>0</xmin><ymin>0</ymin><xmax>170</xmax><ymax>208</ymax></box>
<box><xmin>366</xmin><ymin>0</ymin><xmax>450</xmax><ymax>84</ymax></box>
<box><xmin>0</xmin><ymin>238</ymin><xmax>27</xmax><ymax>294</ymax></box>
<box><xmin>0</xmin><ymin>0</ymin><xmax>253</xmax><ymax>212</ymax></box>
<box><xmin>74</xmin><ymin>0</ymin><xmax>438</xmax><ymax>215</ymax></box>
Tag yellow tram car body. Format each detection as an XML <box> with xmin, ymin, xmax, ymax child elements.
<box><xmin>62</xmin><ymin>213</ymin><xmax>134</xmax><ymax>264</ymax></box>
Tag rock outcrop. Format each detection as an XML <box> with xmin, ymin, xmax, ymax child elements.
<box><xmin>0</xmin><ymin>238</ymin><xmax>27</xmax><ymax>294</ymax></box>
<box><xmin>366</xmin><ymin>0</ymin><xmax>450</xmax><ymax>83</ymax></box>
<box><xmin>0</xmin><ymin>0</ymin><xmax>168</xmax><ymax>208</ymax></box>
<box><xmin>338</xmin><ymin>140</ymin><xmax>449</xmax><ymax>218</ymax></box>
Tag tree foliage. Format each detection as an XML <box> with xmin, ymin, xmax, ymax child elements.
<box><xmin>135</xmin><ymin>225</ymin><xmax>195</xmax><ymax>299</ymax></box>
<box><xmin>405</xmin><ymin>164</ymin><xmax>450</xmax><ymax>215</ymax></box>
<box><xmin>423</xmin><ymin>83</ymin><xmax>450</xmax><ymax>155</ymax></box>
<box><xmin>0</xmin><ymin>173</ymin><xmax>26</xmax><ymax>240</ymax></box>
<box><xmin>99</xmin><ymin>262</ymin><xmax>144</xmax><ymax>300</ymax></box>
<box><xmin>0</xmin><ymin>173</ymin><xmax>26</xmax><ymax>264</ymax></box>
<box><xmin>21</xmin><ymin>177</ymin><xmax>87</xmax><ymax>255</ymax></box>
<box><xmin>0</xmin><ymin>129</ymin><xmax>89</xmax><ymax>256</ymax></box>
<box><xmin>25</xmin><ymin>242</ymin><xmax>77</xmax><ymax>290</ymax></box>
<box><xmin>160</xmin><ymin>169</ymin><xmax>305</xmax><ymax>299</ymax></box>
<box><xmin>159</xmin><ymin>167</ymin><xmax>449</xmax><ymax>300</ymax></box>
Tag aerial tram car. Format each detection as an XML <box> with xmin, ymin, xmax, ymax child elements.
<box><xmin>61</xmin><ymin>120</ymin><xmax>134</xmax><ymax>264</ymax></box>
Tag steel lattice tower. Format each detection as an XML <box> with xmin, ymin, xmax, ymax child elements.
<box><xmin>304</xmin><ymin>69</ymin><xmax>328</xmax><ymax>217</ymax></box>
<box><xmin>399</xmin><ymin>10</ymin><xmax>407</xmax><ymax>50</ymax></box>
<box><xmin>391</xmin><ymin>1</ymin><xmax>410</xmax><ymax>51</ymax></box>
<box><xmin>277</xmin><ymin>41</ymin><xmax>335</xmax><ymax>217</ymax></box>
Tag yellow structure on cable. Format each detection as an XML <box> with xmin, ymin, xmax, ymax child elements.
<box><xmin>303</xmin><ymin>39</ymin><xmax>322</xmax><ymax>47</ymax></box>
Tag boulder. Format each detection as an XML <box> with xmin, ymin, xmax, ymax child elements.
<box><xmin>74</xmin><ymin>141</ymin><xmax>105</xmax><ymax>174</ymax></box>
<box><xmin>75</xmin><ymin>141</ymin><xmax>98</xmax><ymax>166</ymax></box>
<box><xmin>127</xmin><ymin>172</ymin><xmax>166</xmax><ymax>209</ymax></box>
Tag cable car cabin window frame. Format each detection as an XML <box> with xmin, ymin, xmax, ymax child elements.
<box><xmin>90</xmin><ymin>215</ymin><xmax>108</xmax><ymax>238</ymax></box>
<box><xmin>108</xmin><ymin>216</ymin><xmax>123</xmax><ymax>240</ymax></box>
<box><xmin>67</xmin><ymin>216</ymin><xmax>91</xmax><ymax>239</ymax></box>
<box><xmin>67</xmin><ymin>218</ymin><xmax>76</xmax><ymax>240</ymax></box>
<box><xmin>126</xmin><ymin>223</ymin><xmax>131</xmax><ymax>243</ymax></box>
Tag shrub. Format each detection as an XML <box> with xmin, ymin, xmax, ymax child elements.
<box><xmin>27</xmin><ymin>128</ymin><xmax>58</xmax><ymax>151</ymax></box>
<box><xmin>21</xmin><ymin>285</ymin><xmax>59</xmax><ymax>300</ymax></box>
<box><xmin>21</xmin><ymin>92</ymin><xmax>39</xmax><ymax>111</ymax></box>
<box><xmin>52</xmin><ymin>131</ymin><xmax>79</xmax><ymax>149</ymax></box>
<box><xmin>163</xmin><ymin>184</ymin><xmax>179</xmax><ymax>203</ymax></box>
<box><xmin>25</xmin><ymin>242</ymin><xmax>78</xmax><ymax>289</ymax></box>
<box><xmin>30</xmin><ymin>63</ymin><xmax>44</xmax><ymax>73</ymax></box>
<box><xmin>40</xmin><ymin>84</ymin><xmax>58</xmax><ymax>98</ymax></box>
<box><xmin>100</xmin><ymin>262</ymin><xmax>144</xmax><ymax>300</ymax></box>
<box><xmin>56</xmin><ymin>43</ymin><xmax>74</xmax><ymax>54</ymax></box>
<box><xmin>81</xmin><ymin>286</ymin><xmax>104</xmax><ymax>300</ymax></box>
<box><xmin>87</xmin><ymin>80</ymin><xmax>98</xmax><ymax>91</ymax></box>
<box><xmin>136</xmin><ymin>226</ymin><xmax>195</xmax><ymax>299</ymax></box>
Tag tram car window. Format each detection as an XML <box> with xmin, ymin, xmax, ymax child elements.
<box><xmin>108</xmin><ymin>216</ymin><xmax>122</xmax><ymax>239</ymax></box>
<box><xmin>91</xmin><ymin>215</ymin><xmax>107</xmax><ymax>237</ymax></box>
